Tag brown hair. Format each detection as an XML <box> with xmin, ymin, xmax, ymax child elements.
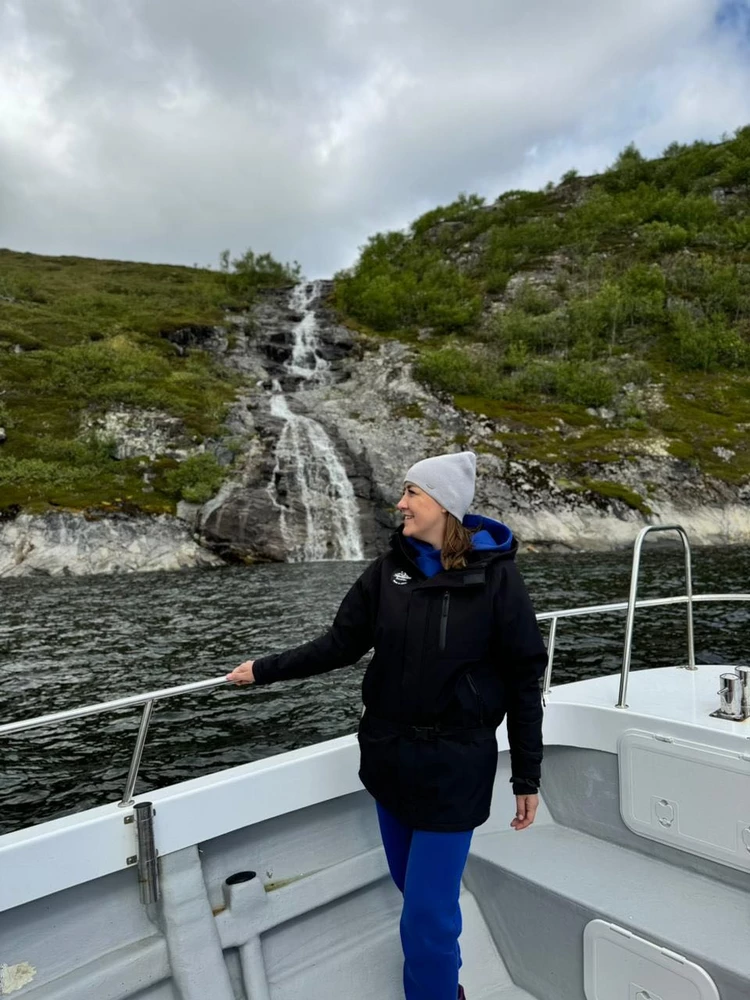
<box><xmin>441</xmin><ymin>514</ymin><xmax>477</xmax><ymax>571</ymax></box>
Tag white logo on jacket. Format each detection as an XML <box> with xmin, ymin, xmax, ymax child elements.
<box><xmin>391</xmin><ymin>570</ymin><xmax>411</xmax><ymax>586</ymax></box>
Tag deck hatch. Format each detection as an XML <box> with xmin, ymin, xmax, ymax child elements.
<box><xmin>619</xmin><ymin>729</ymin><xmax>750</xmax><ymax>872</ymax></box>
<box><xmin>584</xmin><ymin>919</ymin><xmax>720</xmax><ymax>1000</ymax></box>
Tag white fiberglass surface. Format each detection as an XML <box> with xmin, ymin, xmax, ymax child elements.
<box><xmin>547</xmin><ymin>663</ymin><xmax>750</xmax><ymax>744</ymax></box>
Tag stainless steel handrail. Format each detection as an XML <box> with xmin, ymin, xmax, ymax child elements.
<box><xmin>5</xmin><ymin>593</ymin><xmax>744</xmax><ymax>737</ymax></box>
<box><xmin>539</xmin><ymin>592</ymin><xmax>750</xmax><ymax>697</ymax></box>
<box><xmin>0</xmin><ymin>675</ymin><xmax>228</xmax><ymax>807</ymax></box>
<box><xmin>617</xmin><ymin>525</ymin><xmax>695</xmax><ymax>709</ymax></box>
<box><xmin>0</xmin><ymin>676</ymin><xmax>227</xmax><ymax>737</ymax></box>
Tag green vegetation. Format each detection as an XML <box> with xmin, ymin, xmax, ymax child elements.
<box><xmin>581</xmin><ymin>479</ymin><xmax>652</xmax><ymax>515</ymax></box>
<box><xmin>334</xmin><ymin>126</ymin><xmax>750</xmax><ymax>483</ymax></box>
<box><xmin>0</xmin><ymin>248</ymin><xmax>297</xmax><ymax>513</ymax></box>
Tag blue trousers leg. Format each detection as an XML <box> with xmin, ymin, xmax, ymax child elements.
<box><xmin>376</xmin><ymin>803</ymin><xmax>473</xmax><ymax>1000</ymax></box>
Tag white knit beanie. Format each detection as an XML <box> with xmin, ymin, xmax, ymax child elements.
<box><xmin>403</xmin><ymin>452</ymin><xmax>476</xmax><ymax>521</ymax></box>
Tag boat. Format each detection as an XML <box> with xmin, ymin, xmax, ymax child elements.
<box><xmin>1</xmin><ymin>524</ymin><xmax>748</xmax><ymax>1000</ymax></box>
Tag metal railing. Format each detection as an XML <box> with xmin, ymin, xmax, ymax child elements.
<box><xmin>540</xmin><ymin>524</ymin><xmax>747</xmax><ymax>708</ymax></box>
<box><xmin>618</xmin><ymin>525</ymin><xmax>694</xmax><ymax>707</ymax></box>
<box><xmin>0</xmin><ymin>676</ymin><xmax>228</xmax><ymax>807</ymax></box>
<box><xmin>2</xmin><ymin>525</ymin><xmax>750</xmax><ymax>809</ymax></box>
<box><xmin>539</xmin><ymin>591</ymin><xmax>750</xmax><ymax>699</ymax></box>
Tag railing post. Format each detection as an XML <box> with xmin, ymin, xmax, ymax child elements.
<box><xmin>681</xmin><ymin>528</ymin><xmax>696</xmax><ymax>672</ymax></box>
<box><xmin>617</xmin><ymin>524</ymin><xmax>696</xmax><ymax>709</ymax></box>
<box><xmin>119</xmin><ymin>700</ymin><xmax>155</xmax><ymax>807</ymax></box>
<box><xmin>543</xmin><ymin>616</ymin><xmax>558</xmax><ymax>699</ymax></box>
<box><xmin>134</xmin><ymin>801</ymin><xmax>160</xmax><ymax>904</ymax></box>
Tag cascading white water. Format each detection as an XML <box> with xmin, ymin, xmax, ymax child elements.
<box><xmin>267</xmin><ymin>283</ymin><xmax>364</xmax><ymax>562</ymax></box>
<box><xmin>287</xmin><ymin>282</ymin><xmax>330</xmax><ymax>381</ymax></box>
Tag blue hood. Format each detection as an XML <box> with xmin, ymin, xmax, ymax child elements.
<box><xmin>462</xmin><ymin>514</ymin><xmax>514</xmax><ymax>553</ymax></box>
<box><xmin>404</xmin><ymin>514</ymin><xmax>514</xmax><ymax>578</ymax></box>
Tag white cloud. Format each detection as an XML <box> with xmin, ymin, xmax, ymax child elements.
<box><xmin>1</xmin><ymin>0</ymin><xmax>749</xmax><ymax>276</ymax></box>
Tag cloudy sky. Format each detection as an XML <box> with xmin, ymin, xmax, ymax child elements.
<box><xmin>2</xmin><ymin>0</ymin><xmax>750</xmax><ymax>277</ymax></box>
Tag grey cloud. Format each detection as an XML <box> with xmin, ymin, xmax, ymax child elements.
<box><xmin>1</xmin><ymin>0</ymin><xmax>749</xmax><ymax>277</ymax></box>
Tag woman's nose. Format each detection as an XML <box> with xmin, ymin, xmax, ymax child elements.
<box><xmin>396</xmin><ymin>496</ymin><xmax>408</xmax><ymax>511</ymax></box>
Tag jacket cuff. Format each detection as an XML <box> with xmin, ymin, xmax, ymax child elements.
<box><xmin>510</xmin><ymin>775</ymin><xmax>540</xmax><ymax>795</ymax></box>
<box><xmin>250</xmin><ymin>656</ymin><xmax>275</xmax><ymax>685</ymax></box>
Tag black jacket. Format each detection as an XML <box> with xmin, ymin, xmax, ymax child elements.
<box><xmin>252</xmin><ymin>518</ymin><xmax>547</xmax><ymax>831</ymax></box>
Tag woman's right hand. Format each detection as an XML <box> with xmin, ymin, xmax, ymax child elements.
<box><xmin>226</xmin><ymin>660</ymin><xmax>255</xmax><ymax>685</ymax></box>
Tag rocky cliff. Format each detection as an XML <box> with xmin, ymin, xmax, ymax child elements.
<box><xmin>195</xmin><ymin>282</ymin><xmax>748</xmax><ymax>559</ymax></box>
<box><xmin>2</xmin><ymin>280</ymin><xmax>748</xmax><ymax>577</ymax></box>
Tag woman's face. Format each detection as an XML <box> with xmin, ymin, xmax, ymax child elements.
<box><xmin>396</xmin><ymin>483</ymin><xmax>447</xmax><ymax>547</ymax></box>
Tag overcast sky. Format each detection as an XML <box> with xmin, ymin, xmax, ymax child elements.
<box><xmin>2</xmin><ymin>0</ymin><xmax>750</xmax><ymax>277</ymax></box>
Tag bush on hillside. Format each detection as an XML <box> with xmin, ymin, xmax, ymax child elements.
<box><xmin>413</xmin><ymin>348</ymin><xmax>490</xmax><ymax>395</ymax></box>
<box><xmin>164</xmin><ymin>452</ymin><xmax>226</xmax><ymax>504</ymax></box>
<box><xmin>220</xmin><ymin>248</ymin><xmax>301</xmax><ymax>297</ymax></box>
<box><xmin>670</xmin><ymin>311</ymin><xmax>750</xmax><ymax>372</ymax></box>
<box><xmin>335</xmin><ymin>233</ymin><xmax>482</xmax><ymax>334</ymax></box>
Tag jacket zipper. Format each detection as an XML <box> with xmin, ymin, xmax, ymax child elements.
<box><xmin>467</xmin><ymin>673</ymin><xmax>485</xmax><ymax>725</ymax></box>
<box><xmin>439</xmin><ymin>591</ymin><xmax>450</xmax><ymax>652</ymax></box>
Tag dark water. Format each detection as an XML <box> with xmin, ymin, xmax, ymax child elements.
<box><xmin>1</xmin><ymin>546</ymin><xmax>748</xmax><ymax>835</ymax></box>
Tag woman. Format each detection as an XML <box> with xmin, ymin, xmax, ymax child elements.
<box><xmin>227</xmin><ymin>451</ymin><xmax>547</xmax><ymax>1000</ymax></box>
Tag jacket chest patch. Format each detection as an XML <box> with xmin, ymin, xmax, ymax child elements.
<box><xmin>391</xmin><ymin>570</ymin><xmax>412</xmax><ymax>586</ymax></box>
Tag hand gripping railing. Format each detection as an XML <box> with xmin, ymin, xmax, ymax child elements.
<box><xmin>617</xmin><ymin>524</ymin><xmax>695</xmax><ymax>708</ymax></box>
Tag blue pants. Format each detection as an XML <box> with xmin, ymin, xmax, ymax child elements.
<box><xmin>377</xmin><ymin>802</ymin><xmax>473</xmax><ymax>1000</ymax></box>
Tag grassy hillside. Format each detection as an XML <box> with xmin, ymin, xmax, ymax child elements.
<box><xmin>0</xmin><ymin>249</ymin><xmax>296</xmax><ymax>514</ymax></box>
<box><xmin>334</xmin><ymin>128</ymin><xmax>750</xmax><ymax>484</ymax></box>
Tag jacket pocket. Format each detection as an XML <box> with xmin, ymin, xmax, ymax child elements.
<box><xmin>466</xmin><ymin>672</ymin><xmax>485</xmax><ymax>725</ymax></box>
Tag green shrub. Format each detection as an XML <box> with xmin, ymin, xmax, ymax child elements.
<box><xmin>670</xmin><ymin>310</ymin><xmax>750</xmax><ymax>372</ymax></box>
<box><xmin>410</xmin><ymin>193</ymin><xmax>486</xmax><ymax>239</ymax></box>
<box><xmin>492</xmin><ymin>306</ymin><xmax>569</xmax><ymax>355</ymax></box>
<box><xmin>220</xmin><ymin>248</ymin><xmax>301</xmax><ymax>297</ymax></box>
<box><xmin>513</xmin><ymin>281</ymin><xmax>557</xmax><ymax>315</ymax></box>
<box><xmin>639</xmin><ymin>221</ymin><xmax>689</xmax><ymax>255</ymax></box>
<box><xmin>413</xmin><ymin>348</ymin><xmax>491</xmax><ymax>396</ymax></box>
<box><xmin>164</xmin><ymin>452</ymin><xmax>226</xmax><ymax>503</ymax></box>
<box><xmin>506</xmin><ymin>360</ymin><xmax>615</xmax><ymax>407</ymax></box>
<box><xmin>669</xmin><ymin>255</ymin><xmax>749</xmax><ymax>318</ymax></box>
<box><xmin>555</xmin><ymin>362</ymin><xmax>616</xmax><ymax>407</ymax></box>
<box><xmin>335</xmin><ymin>235</ymin><xmax>482</xmax><ymax>334</ymax></box>
<box><xmin>602</xmin><ymin>143</ymin><xmax>654</xmax><ymax>192</ymax></box>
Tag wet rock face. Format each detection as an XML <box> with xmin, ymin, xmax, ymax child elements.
<box><xmin>160</xmin><ymin>324</ymin><xmax>226</xmax><ymax>356</ymax></box>
<box><xmin>247</xmin><ymin>282</ymin><xmax>358</xmax><ymax>390</ymax></box>
<box><xmin>193</xmin><ymin>282</ymin><xmax>393</xmax><ymax>563</ymax></box>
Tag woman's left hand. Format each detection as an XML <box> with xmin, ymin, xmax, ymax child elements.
<box><xmin>510</xmin><ymin>794</ymin><xmax>538</xmax><ymax>831</ymax></box>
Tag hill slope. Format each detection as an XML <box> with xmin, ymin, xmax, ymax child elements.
<box><xmin>334</xmin><ymin>128</ymin><xmax>750</xmax><ymax>488</ymax></box>
<box><xmin>0</xmin><ymin>249</ymin><xmax>295</xmax><ymax>515</ymax></box>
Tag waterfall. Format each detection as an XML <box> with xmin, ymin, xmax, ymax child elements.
<box><xmin>267</xmin><ymin>283</ymin><xmax>364</xmax><ymax>562</ymax></box>
<box><xmin>287</xmin><ymin>282</ymin><xmax>330</xmax><ymax>381</ymax></box>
